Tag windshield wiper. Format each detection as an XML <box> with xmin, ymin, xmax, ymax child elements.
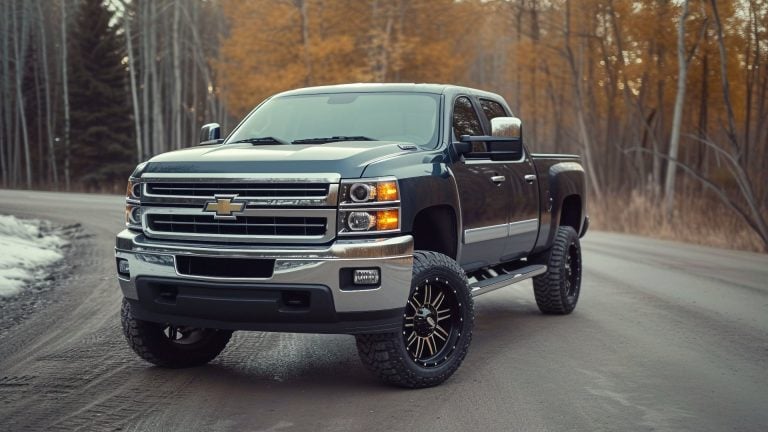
<box><xmin>228</xmin><ymin>136</ymin><xmax>289</xmax><ymax>145</ymax></box>
<box><xmin>291</xmin><ymin>136</ymin><xmax>378</xmax><ymax>144</ymax></box>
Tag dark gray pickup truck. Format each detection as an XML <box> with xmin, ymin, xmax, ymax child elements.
<box><xmin>116</xmin><ymin>83</ymin><xmax>588</xmax><ymax>388</ymax></box>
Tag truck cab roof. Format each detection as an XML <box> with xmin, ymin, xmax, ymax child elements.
<box><xmin>274</xmin><ymin>83</ymin><xmax>505</xmax><ymax>101</ymax></box>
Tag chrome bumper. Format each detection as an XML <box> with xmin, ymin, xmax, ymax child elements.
<box><xmin>114</xmin><ymin>230</ymin><xmax>413</xmax><ymax>314</ymax></box>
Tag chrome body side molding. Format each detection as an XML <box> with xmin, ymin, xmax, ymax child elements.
<box><xmin>464</xmin><ymin>218</ymin><xmax>539</xmax><ymax>244</ymax></box>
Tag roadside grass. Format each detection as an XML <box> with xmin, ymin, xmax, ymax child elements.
<box><xmin>591</xmin><ymin>190</ymin><xmax>765</xmax><ymax>253</ymax></box>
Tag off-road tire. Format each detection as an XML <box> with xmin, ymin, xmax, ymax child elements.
<box><xmin>121</xmin><ymin>299</ymin><xmax>232</xmax><ymax>368</ymax></box>
<box><xmin>355</xmin><ymin>251</ymin><xmax>474</xmax><ymax>388</ymax></box>
<box><xmin>532</xmin><ymin>226</ymin><xmax>582</xmax><ymax>314</ymax></box>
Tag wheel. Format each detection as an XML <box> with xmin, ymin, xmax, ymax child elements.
<box><xmin>355</xmin><ymin>251</ymin><xmax>474</xmax><ymax>388</ymax></box>
<box><xmin>532</xmin><ymin>226</ymin><xmax>582</xmax><ymax>314</ymax></box>
<box><xmin>121</xmin><ymin>299</ymin><xmax>232</xmax><ymax>368</ymax></box>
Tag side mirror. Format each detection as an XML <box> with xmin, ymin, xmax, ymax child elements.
<box><xmin>455</xmin><ymin>117</ymin><xmax>524</xmax><ymax>161</ymax></box>
<box><xmin>199</xmin><ymin>123</ymin><xmax>223</xmax><ymax>145</ymax></box>
<box><xmin>453</xmin><ymin>140</ymin><xmax>472</xmax><ymax>155</ymax></box>
<box><xmin>491</xmin><ymin>117</ymin><xmax>522</xmax><ymax>142</ymax></box>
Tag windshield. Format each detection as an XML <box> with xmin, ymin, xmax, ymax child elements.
<box><xmin>226</xmin><ymin>92</ymin><xmax>440</xmax><ymax>146</ymax></box>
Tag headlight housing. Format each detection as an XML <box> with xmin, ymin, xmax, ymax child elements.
<box><xmin>338</xmin><ymin>177</ymin><xmax>400</xmax><ymax>235</ymax></box>
<box><xmin>125</xmin><ymin>178</ymin><xmax>142</xmax><ymax>230</ymax></box>
<box><xmin>339</xmin><ymin>178</ymin><xmax>399</xmax><ymax>205</ymax></box>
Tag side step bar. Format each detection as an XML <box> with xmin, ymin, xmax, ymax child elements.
<box><xmin>470</xmin><ymin>264</ymin><xmax>547</xmax><ymax>297</ymax></box>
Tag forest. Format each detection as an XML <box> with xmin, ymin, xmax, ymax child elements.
<box><xmin>0</xmin><ymin>0</ymin><xmax>766</xmax><ymax>252</ymax></box>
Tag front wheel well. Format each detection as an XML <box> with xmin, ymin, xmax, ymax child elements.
<box><xmin>559</xmin><ymin>195</ymin><xmax>582</xmax><ymax>232</ymax></box>
<box><xmin>411</xmin><ymin>205</ymin><xmax>458</xmax><ymax>260</ymax></box>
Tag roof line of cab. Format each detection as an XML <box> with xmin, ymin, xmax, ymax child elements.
<box><xmin>273</xmin><ymin>83</ymin><xmax>504</xmax><ymax>100</ymax></box>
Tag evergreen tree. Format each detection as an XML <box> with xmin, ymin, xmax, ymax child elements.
<box><xmin>68</xmin><ymin>0</ymin><xmax>134</xmax><ymax>189</ymax></box>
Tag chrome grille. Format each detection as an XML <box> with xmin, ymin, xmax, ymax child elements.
<box><xmin>146</xmin><ymin>182</ymin><xmax>329</xmax><ymax>199</ymax></box>
<box><xmin>147</xmin><ymin>214</ymin><xmax>327</xmax><ymax>237</ymax></box>
<box><xmin>138</xmin><ymin>173</ymin><xmax>340</xmax><ymax>244</ymax></box>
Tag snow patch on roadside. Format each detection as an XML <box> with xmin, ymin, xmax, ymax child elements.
<box><xmin>0</xmin><ymin>215</ymin><xmax>67</xmax><ymax>297</ymax></box>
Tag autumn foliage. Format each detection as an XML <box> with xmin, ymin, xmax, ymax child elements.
<box><xmin>0</xmin><ymin>0</ymin><xmax>766</xmax><ymax>250</ymax></box>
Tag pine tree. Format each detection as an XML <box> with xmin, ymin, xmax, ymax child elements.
<box><xmin>68</xmin><ymin>0</ymin><xmax>134</xmax><ymax>189</ymax></box>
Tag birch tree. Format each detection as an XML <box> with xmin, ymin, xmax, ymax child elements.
<box><xmin>663</xmin><ymin>0</ymin><xmax>690</xmax><ymax>217</ymax></box>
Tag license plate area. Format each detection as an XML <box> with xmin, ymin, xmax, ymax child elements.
<box><xmin>176</xmin><ymin>256</ymin><xmax>275</xmax><ymax>279</ymax></box>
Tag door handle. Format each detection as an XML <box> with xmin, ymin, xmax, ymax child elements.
<box><xmin>490</xmin><ymin>175</ymin><xmax>506</xmax><ymax>184</ymax></box>
<box><xmin>524</xmin><ymin>175</ymin><xmax>537</xmax><ymax>184</ymax></box>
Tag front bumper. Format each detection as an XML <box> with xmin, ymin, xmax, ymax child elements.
<box><xmin>115</xmin><ymin>230</ymin><xmax>413</xmax><ymax>334</ymax></box>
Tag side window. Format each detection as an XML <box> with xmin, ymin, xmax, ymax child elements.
<box><xmin>452</xmin><ymin>96</ymin><xmax>485</xmax><ymax>153</ymax></box>
<box><xmin>479</xmin><ymin>99</ymin><xmax>508</xmax><ymax>123</ymax></box>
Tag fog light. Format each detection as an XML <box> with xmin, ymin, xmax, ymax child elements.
<box><xmin>353</xmin><ymin>269</ymin><xmax>380</xmax><ymax>285</ymax></box>
<box><xmin>117</xmin><ymin>258</ymin><xmax>130</xmax><ymax>276</ymax></box>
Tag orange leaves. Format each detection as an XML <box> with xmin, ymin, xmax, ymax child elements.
<box><xmin>215</xmin><ymin>0</ymin><xmax>478</xmax><ymax>116</ymax></box>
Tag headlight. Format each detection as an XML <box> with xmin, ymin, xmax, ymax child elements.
<box><xmin>339</xmin><ymin>177</ymin><xmax>399</xmax><ymax>204</ymax></box>
<box><xmin>338</xmin><ymin>177</ymin><xmax>400</xmax><ymax>235</ymax></box>
<box><xmin>125</xmin><ymin>205</ymin><xmax>142</xmax><ymax>225</ymax></box>
<box><xmin>125</xmin><ymin>178</ymin><xmax>142</xmax><ymax>229</ymax></box>
<box><xmin>126</xmin><ymin>180</ymin><xmax>141</xmax><ymax>199</ymax></box>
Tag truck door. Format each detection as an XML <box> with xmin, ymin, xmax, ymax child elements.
<box><xmin>450</xmin><ymin>96</ymin><xmax>512</xmax><ymax>270</ymax></box>
<box><xmin>478</xmin><ymin>98</ymin><xmax>539</xmax><ymax>261</ymax></box>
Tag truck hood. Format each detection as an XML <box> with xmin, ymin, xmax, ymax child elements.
<box><xmin>141</xmin><ymin>141</ymin><xmax>417</xmax><ymax>179</ymax></box>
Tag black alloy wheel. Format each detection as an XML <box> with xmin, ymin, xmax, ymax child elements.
<box><xmin>532</xmin><ymin>226</ymin><xmax>582</xmax><ymax>314</ymax></box>
<box><xmin>404</xmin><ymin>277</ymin><xmax>464</xmax><ymax>368</ymax></box>
<box><xmin>355</xmin><ymin>251</ymin><xmax>474</xmax><ymax>388</ymax></box>
<box><xmin>564</xmin><ymin>238</ymin><xmax>582</xmax><ymax>299</ymax></box>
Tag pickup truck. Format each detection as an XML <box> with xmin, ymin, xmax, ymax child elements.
<box><xmin>116</xmin><ymin>83</ymin><xmax>588</xmax><ymax>388</ymax></box>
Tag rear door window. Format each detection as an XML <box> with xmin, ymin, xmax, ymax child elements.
<box><xmin>479</xmin><ymin>99</ymin><xmax>508</xmax><ymax>122</ymax></box>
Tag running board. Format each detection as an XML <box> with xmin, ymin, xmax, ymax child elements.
<box><xmin>470</xmin><ymin>264</ymin><xmax>547</xmax><ymax>297</ymax></box>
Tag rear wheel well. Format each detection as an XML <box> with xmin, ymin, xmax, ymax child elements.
<box><xmin>411</xmin><ymin>205</ymin><xmax>458</xmax><ymax>260</ymax></box>
<box><xmin>559</xmin><ymin>195</ymin><xmax>582</xmax><ymax>232</ymax></box>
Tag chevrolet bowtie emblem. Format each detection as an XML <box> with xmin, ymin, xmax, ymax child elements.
<box><xmin>204</xmin><ymin>195</ymin><xmax>246</xmax><ymax>219</ymax></box>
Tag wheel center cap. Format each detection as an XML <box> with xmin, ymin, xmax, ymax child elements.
<box><xmin>414</xmin><ymin>307</ymin><xmax>437</xmax><ymax>336</ymax></box>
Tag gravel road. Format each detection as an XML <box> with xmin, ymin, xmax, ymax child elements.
<box><xmin>1</xmin><ymin>189</ymin><xmax>766</xmax><ymax>432</ymax></box>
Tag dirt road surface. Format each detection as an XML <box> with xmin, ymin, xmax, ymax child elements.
<box><xmin>1</xmin><ymin>189</ymin><xmax>766</xmax><ymax>431</ymax></box>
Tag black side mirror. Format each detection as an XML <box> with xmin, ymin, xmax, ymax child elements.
<box><xmin>453</xmin><ymin>140</ymin><xmax>472</xmax><ymax>155</ymax></box>
<box><xmin>456</xmin><ymin>134</ymin><xmax>523</xmax><ymax>161</ymax></box>
<box><xmin>199</xmin><ymin>123</ymin><xmax>223</xmax><ymax>145</ymax></box>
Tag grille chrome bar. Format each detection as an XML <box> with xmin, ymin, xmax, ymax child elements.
<box><xmin>151</xmin><ymin>220</ymin><xmax>327</xmax><ymax>228</ymax></box>
<box><xmin>140</xmin><ymin>172</ymin><xmax>341</xmax><ymax>183</ymax></box>
<box><xmin>146</xmin><ymin>183</ymin><xmax>328</xmax><ymax>197</ymax></box>
<box><xmin>141</xmin><ymin>206</ymin><xmax>337</xmax><ymax>244</ymax></box>
<box><xmin>142</xmin><ymin>183</ymin><xmax>339</xmax><ymax>207</ymax></box>
<box><xmin>150</xmin><ymin>187</ymin><xmax>328</xmax><ymax>192</ymax></box>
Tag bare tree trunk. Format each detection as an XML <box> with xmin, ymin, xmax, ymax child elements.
<box><xmin>172</xmin><ymin>0</ymin><xmax>183</xmax><ymax>149</ymax></box>
<box><xmin>369</xmin><ymin>0</ymin><xmax>395</xmax><ymax>82</ymax></box>
<box><xmin>149</xmin><ymin>1</ymin><xmax>164</xmax><ymax>155</ymax></box>
<box><xmin>0</xmin><ymin>0</ymin><xmax>11</xmax><ymax>187</ymax></box>
<box><xmin>709</xmin><ymin>0</ymin><xmax>740</xmax><ymax>159</ymax></box>
<box><xmin>12</xmin><ymin>1</ymin><xmax>32</xmax><ymax>189</ymax></box>
<box><xmin>122</xmin><ymin>1</ymin><xmax>143</xmax><ymax>162</ymax></box>
<box><xmin>698</xmin><ymin>34</ymin><xmax>709</xmax><ymax>194</ymax></box>
<box><xmin>61</xmin><ymin>0</ymin><xmax>71</xmax><ymax>190</ymax></box>
<box><xmin>663</xmin><ymin>0</ymin><xmax>690</xmax><ymax>217</ymax></box>
<box><xmin>33</xmin><ymin>53</ymin><xmax>44</xmax><ymax>182</ymax></box>
<box><xmin>564</xmin><ymin>0</ymin><xmax>603</xmax><ymax>201</ymax></box>
<box><xmin>37</xmin><ymin>0</ymin><xmax>57</xmax><ymax>186</ymax></box>
<box><xmin>297</xmin><ymin>0</ymin><xmax>313</xmax><ymax>85</ymax></box>
<box><xmin>141</xmin><ymin>1</ymin><xmax>151</xmax><ymax>158</ymax></box>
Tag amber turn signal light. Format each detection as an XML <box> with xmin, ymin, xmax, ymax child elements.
<box><xmin>376</xmin><ymin>209</ymin><xmax>399</xmax><ymax>231</ymax></box>
<box><xmin>376</xmin><ymin>181</ymin><xmax>399</xmax><ymax>202</ymax></box>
